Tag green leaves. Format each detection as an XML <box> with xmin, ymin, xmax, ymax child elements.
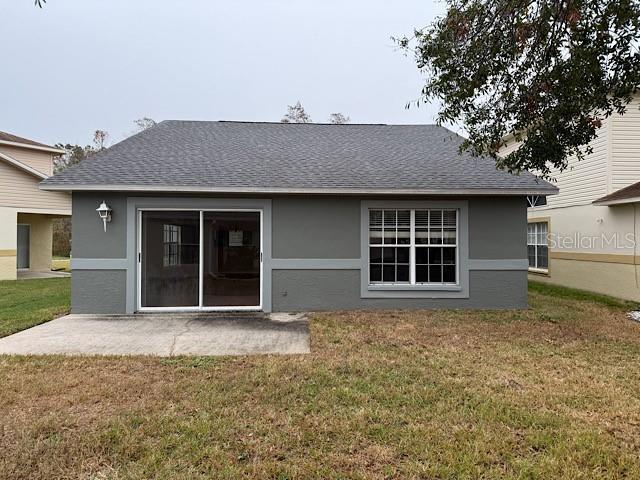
<box><xmin>402</xmin><ymin>0</ymin><xmax>640</xmax><ymax>178</ymax></box>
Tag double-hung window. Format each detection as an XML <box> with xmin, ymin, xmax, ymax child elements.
<box><xmin>368</xmin><ymin>209</ymin><xmax>458</xmax><ymax>285</ymax></box>
<box><xmin>527</xmin><ymin>222</ymin><xmax>548</xmax><ymax>271</ymax></box>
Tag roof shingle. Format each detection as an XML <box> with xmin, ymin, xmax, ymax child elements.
<box><xmin>41</xmin><ymin>121</ymin><xmax>557</xmax><ymax>195</ymax></box>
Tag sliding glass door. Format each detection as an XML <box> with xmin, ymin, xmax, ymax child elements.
<box><xmin>139</xmin><ymin>210</ymin><xmax>261</xmax><ymax>310</ymax></box>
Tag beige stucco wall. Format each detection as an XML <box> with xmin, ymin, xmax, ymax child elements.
<box><xmin>0</xmin><ymin>206</ymin><xmax>17</xmax><ymax>280</ymax></box>
<box><xmin>530</xmin><ymin>259</ymin><xmax>640</xmax><ymax>302</ymax></box>
<box><xmin>17</xmin><ymin>213</ymin><xmax>53</xmax><ymax>272</ymax></box>
<box><xmin>529</xmin><ymin>203</ymin><xmax>640</xmax><ymax>301</ymax></box>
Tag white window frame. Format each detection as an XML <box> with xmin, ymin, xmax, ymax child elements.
<box><xmin>367</xmin><ymin>208</ymin><xmax>459</xmax><ymax>286</ymax></box>
<box><xmin>360</xmin><ymin>200</ymin><xmax>470</xmax><ymax>299</ymax></box>
<box><xmin>527</xmin><ymin>221</ymin><xmax>549</xmax><ymax>273</ymax></box>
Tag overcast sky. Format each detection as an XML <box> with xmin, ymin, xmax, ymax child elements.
<box><xmin>3</xmin><ymin>0</ymin><xmax>445</xmax><ymax>146</ymax></box>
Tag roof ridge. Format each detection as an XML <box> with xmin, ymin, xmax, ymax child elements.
<box><xmin>160</xmin><ymin>120</ymin><xmax>443</xmax><ymax>127</ymax></box>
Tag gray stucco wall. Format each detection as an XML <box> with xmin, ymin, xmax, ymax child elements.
<box><xmin>70</xmin><ymin>193</ymin><xmax>528</xmax><ymax>314</ymax></box>
<box><xmin>71</xmin><ymin>192</ymin><xmax>128</xmax><ymax>313</ymax></box>
<box><xmin>272</xmin><ymin>270</ymin><xmax>527</xmax><ymax>311</ymax></box>
<box><xmin>72</xmin><ymin>270</ymin><xmax>127</xmax><ymax>314</ymax></box>
<box><xmin>272</xmin><ymin>197</ymin><xmax>361</xmax><ymax>258</ymax></box>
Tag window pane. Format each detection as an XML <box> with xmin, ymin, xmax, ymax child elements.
<box><xmin>397</xmin><ymin>247</ymin><xmax>410</xmax><ymax>263</ymax></box>
<box><xmin>537</xmin><ymin>245</ymin><xmax>548</xmax><ymax>268</ymax></box>
<box><xmin>429</xmin><ymin>265</ymin><xmax>442</xmax><ymax>283</ymax></box>
<box><xmin>416</xmin><ymin>247</ymin><xmax>428</xmax><ymax>264</ymax></box>
<box><xmin>443</xmin><ymin>265</ymin><xmax>456</xmax><ymax>283</ymax></box>
<box><xmin>428</xmin><ymin>247</ymin><xmax>442</xmax><ymax>264</ymax></box>
<box><xmin>383</xmin><ymin>265</ymin><xmax>395</xmax><ymax>282</ymax></box>
<box><xmin>415</xmin><ymin>228</ymin><xmax>429</xmax><ymax>245</ymax></box>
<box><xmin>383</xmin><ymin>210</ymin><xmax>396</xmax><ymax>226</ymax></box>
<box><xmin>415</xmin><ymin>210</ymin><xmax>429</xmax><ymax>227</ymax></box>
<box><xmin>141</xmin><ymin>211</ymin><xmax>200</xmax><ymax>308</ymax></box>
<box><xmin>370</xmin><ymin>264</ymin><xmax>382</xmax><ymax>282</ymax></box>
<box><xmin>397</xmin><ymin>265</ymin><xmax>409</xmax><ymax>282</ymax></box>
<box><xmin>370</xmin><ymin>247</ymin><xmax>382</xmax><ymax>263</ymax></box>
<box><xmin>416</xmin><ymin>265</ymin><xmax>428</xmax><ymax>283</ymax></box>
<box><xmin>383</xmin><ymin>247</ymin><xmax>395</xmax><ymax>263</ymax></box>
<box><xmin>383</xmin><ymin>230</ymin><xmax>396</xmax><ymax>244</ymax></box>
<box><xmin>397</xmin><ymin>210</ymin><xmax>410</xmax><ymax>226</ymax></box>
<box><xmin>397</xmin><ymin>228</ymin><xmax>410</xmax><ymax>244</ymax></box>
<box><xmin>443</xmin><ymin>228</ymin><xmax>456</xmax><ymax>245</ymax></box>
<box><xmin>369</xmin><ymin>210</ymin><xmax>382</xmax><ymax>227</ymax></box>
<box><xmin>429</xmin><ymin>210</ymin><xmax>442</xmax><ymax>227</ymax></box>
<box><xmin>443</xmin><ymin>248</ymin><xmax>456</xmax><ymax>264</ymax></box>
<box><xmin>429</xmin><ymin>228</ymin><xmax>443</xmax><ymax>244</ymax></box>
<box><xmin>528</xmin><ymin>245</ymin><xmax>536</xmax><ymax>268</ymax></box>
<box><xmin>443</xmin><ymin>210</ymin><xmax>456</xmax><ymax>227</ymax></box>
<box><xmin>370</xmin><ymin>228</ymin><xmax>382</xmax><ymax>244</ymax></box>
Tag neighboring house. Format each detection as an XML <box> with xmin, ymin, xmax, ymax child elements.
<box><xmin>40</xmin><ymin>121</ymin><xmax>555</xmax><ymax>314</ymax></box>
<box><xmin>0</xmin><ymin>131</ymin><xmax>71</xmax><ymax>280</ymax></box>
<box><xmin>500</xmin><ymin>96</ymin><xmax>640</xmax><ymax>301</ymax></box>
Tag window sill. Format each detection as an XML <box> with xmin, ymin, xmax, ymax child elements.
<box><xmin>367</xmin><ymin>283</ymin><xmax>462</xmax><ymax>292</ymax></box>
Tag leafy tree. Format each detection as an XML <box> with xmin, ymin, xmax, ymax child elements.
<box><xmin>399</xmin><ymin>0</ymin><xmax>640</xmax><ymax>179</ymax></box>
<box><xmin>328</xmin><ymin>113</ymin><xmax>351</xmax><ymax>124</ymax></box>
<box><xmin>281</xmin><ymin>101</ymin><xmax>312</xmax><ymax>123</ymax></box>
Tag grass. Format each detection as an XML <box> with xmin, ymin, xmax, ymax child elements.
<box><xmin>1</xmin><ymin>283</ymin><xmax>640</xmax><ymax>478</ymax></box>
<box><xmin>0</xmin><ymin>277</ymin><xmax>70</xmax><ymax>337</ymax></box>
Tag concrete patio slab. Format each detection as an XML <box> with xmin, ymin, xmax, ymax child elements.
<box><xmin>0</xmin><ymin>314</ymin><xmax>310</xmax><ymax>356</ymax></box>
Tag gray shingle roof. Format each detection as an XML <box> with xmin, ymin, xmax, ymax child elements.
<box><xmin>41</xmin><ymin>121</ymin><xmax>557</xmax><ymax>195</ymax></box>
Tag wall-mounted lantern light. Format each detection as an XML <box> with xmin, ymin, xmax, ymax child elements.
<box><xmin>96</xmin><ymin>201</ymin><xmax>112</xmax><ymax>232</ymax></box>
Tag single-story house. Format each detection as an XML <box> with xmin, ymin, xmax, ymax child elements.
<box><xmin>40</xmin><ymin>121</ymin><xmax>556</xmax><ymax>314</ymax></box>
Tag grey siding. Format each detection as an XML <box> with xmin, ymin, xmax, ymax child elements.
<box><xmin>72</xmin><ymin>270</ymin><xmax>127</xmax><ymax>314</ymax></box>
<box><xmin>272</xmin><ymin>270</ymin><xmax>527</xmax><ymax>310</ymax></box>
<box><xmin>72</xmin><ymin>192</ymin><xmax>127</xmax><ymax>258</ymax></box>
<box><xmin>272</xmin><ymin>197</ymin><xmax>361</xmax><ymax>258</ymax></box>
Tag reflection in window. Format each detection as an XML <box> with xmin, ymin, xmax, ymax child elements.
<box><xmin>163</xmin><ymin>224</ymin><xmax>182</xmax><ymax>266</ymax></box>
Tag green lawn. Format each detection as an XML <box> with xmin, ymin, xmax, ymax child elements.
<box><xmin>0</xmin><ymin>277</ymin><xmax>70</xmax><ymax>337</ymax></box>
<box><xmin>1</xmin><ymin>281</ymin><xmax>640</xmax><ymax>478</ymax></box>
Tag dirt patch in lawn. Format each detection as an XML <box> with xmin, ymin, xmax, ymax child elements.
<box><xmin>1</xmin><ymin>285</ymin><xmax>640</xmax><ymax>479</ymax></box>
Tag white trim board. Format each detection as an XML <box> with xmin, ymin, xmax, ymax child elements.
<box><xmin>41</xmin><ymin>184</ymin><xmax>557</xmax><ymax>196</ymax></box>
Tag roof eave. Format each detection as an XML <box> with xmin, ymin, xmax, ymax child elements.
<box><xmin>39</xmin><ymin>184</ymin><xmax>558</xmax><ymax>196</ymax></box>
<box><xmin>0</xmin><ymin>139</ymin><xmax>65</xmax><ymax>154</ymax></box>
<box><xmin>592</xmin><ymin>196</ymin><xmax>640</xmax><ymax>206</ymax></box>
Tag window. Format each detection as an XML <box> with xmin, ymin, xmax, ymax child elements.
<box><xmin>163</xmin><ymin>224</ymin><xmax>181</xmax><ymax>266</ymax></box>
<box><xmin>368</xmin><ymin>209</ymin><xmax>458</xmax><ymax>285</ymax></box>
<box><xmin>527</xmin><ymin>222</ymin><xmax>548</xmax><ymax>270</ymax></box>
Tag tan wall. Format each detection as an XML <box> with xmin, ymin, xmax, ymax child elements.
<box><xmin>17</xmin><ymin>213</ymin><xmax>53</xmax><ymax>271</ymax></box>
<box><xmin>530</xmin><ymin>258</ymin><xmax>640</xmax><ymax>302</ymax></box>
<box><xmin>528</xmin><ymin>203</ymin><xmax>640</xmax><ymax>301</ymax></box>
<box><xmin>0</xmin><ymin>145</ymin><xmax>53</xmax><ymax>176</ymax></box>
<box><xmin>0</xmin><ymin>207</ymin><xmax>17</xmax><ymax>280</ymax></box>
<box><xmin>0</xmin><ymin>160</ymin><xmax>71</xmax><ymax>212</ymax></box>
